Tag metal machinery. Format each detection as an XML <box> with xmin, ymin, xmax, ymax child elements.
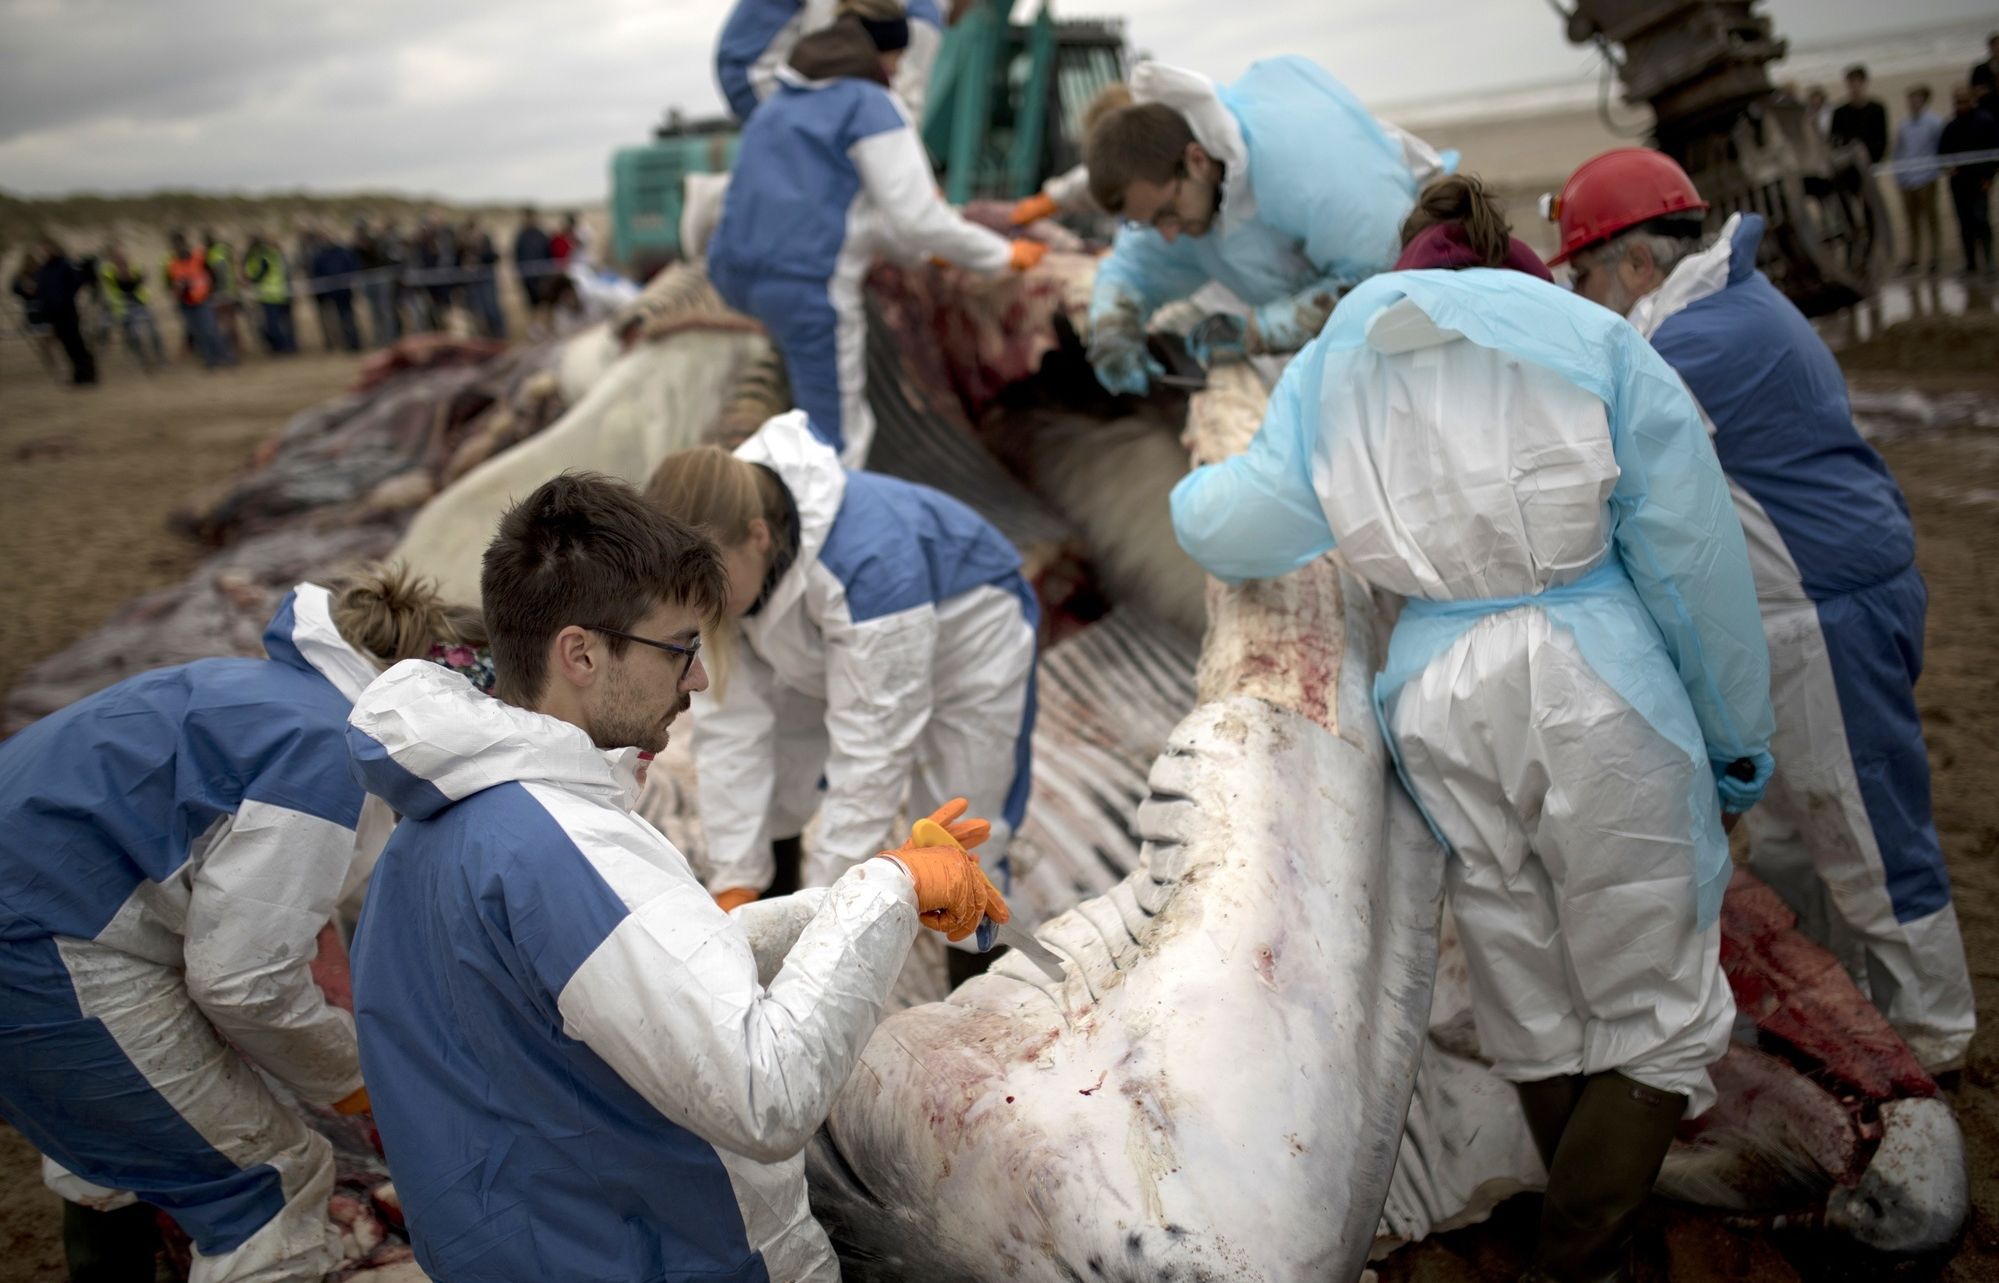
<box><xmin>1559</xmin><ymin>0</ymin><xmax>1886</xmax><ymax>314</ymax></box>
<box><xmin>923</xmin><ymin>1</ymin><xmax>1126</xmax><ymax>205</ymax></box>
<box><xmin>609</xmin><ymin>111</ymin><xmax>739</xmax><ymax>279</ymax></box>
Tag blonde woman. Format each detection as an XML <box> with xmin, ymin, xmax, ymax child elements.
<box><xmin>647</xmin><ymin>411</ymin><xmax>1037</xmax><ymax>916</ymax></box>
<box><xmin>0</xmin><ymin>565</ymin><xmax>477</xmax><ymax>1283</ymax></box>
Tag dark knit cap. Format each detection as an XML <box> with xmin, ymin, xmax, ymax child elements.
<box><xmin>856</xmin><ymin>14</ymin><xmax>910</xmax><ymax>52</ymax></box>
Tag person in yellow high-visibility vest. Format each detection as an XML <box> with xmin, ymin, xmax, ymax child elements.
<box><xmin>242</xmin><ymin>234</ymin><xmax>297</xmax><ymax>355</ymax></box>
<box><xmin>97</xmin><ymin>245</ymin><xmax>165</xmax><ymax>371</ymax></box>
<box><xmin>203</xmin><ymin>231</ymin><xmax>244</xmax><ymax>361</ymax></box>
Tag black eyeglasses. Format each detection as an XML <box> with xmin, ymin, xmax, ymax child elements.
<box><xmin>1121</xmin><ymin>167</ymin><xmax>1188</xmax><ymax>235</ymax></box>
<box><xmin>589</xmin><ymin>626</ymin><xmax>701</xmax><ymax>683</ymax></box>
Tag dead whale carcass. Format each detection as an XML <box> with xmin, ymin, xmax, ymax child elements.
<box><xmin>801</xmin><ymin>364</ymin><xmax>1446</xmax><ymax>1282</ymax></box>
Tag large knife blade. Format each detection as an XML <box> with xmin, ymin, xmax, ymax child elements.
<box><xmin>909</xmin><ymin>815</ymin><xmax>1067</xmax><ymax>983</ymax></box>
<box><xmin>984</xmin><ymin>918</ymin><xmax>1066</xmax><ymax>982</ymax></box>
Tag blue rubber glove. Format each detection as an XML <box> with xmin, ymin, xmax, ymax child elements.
<box><xmin>1248</xmin><ymin>280</ymin><xmax>1345</xmax><ymax>355</ymax></box>
<box><xmin>1713</xmin><ymin>749</ymin><xmax>1775</xmax><ymax>814</ymax></box>
<box><xmin>1187</xmin><ymin>312</ymin><xmax>1248</xmax><ymax>368</ymax></box>
<box><xmin>1091</xmin><ymin>343</ymin><xmax>1165</xmax><ymax>396</ymax></box>
<box><xmin>1087</xmin><ymin>306</ymin><xmax>1163</xmax><ymax>397</ymax></box>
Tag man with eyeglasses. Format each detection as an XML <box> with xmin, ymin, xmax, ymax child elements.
<box><xmin>1080</xmin><ymin>57</ymin><xmax>1454</xmax><ymax>395</ymax></box>
<box><xmin>344</xmin><ymin>472</ymin><xmax>1009</xmax><ymax>1283</ymax></box>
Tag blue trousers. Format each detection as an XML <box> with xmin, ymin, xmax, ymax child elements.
<box><xmin>178</xmin><ymin>302</ymin><xmax>230</xmax><ymax>368</ymax></box>
<box><xmin>713</xmin><ymin>267</ymin><xmax>868</xmax><ymax>463</ymax></box>
<box><xmin>0</xmin><ymin>934</ymin><xmax>337</xmax><ymax>1277</ymax></box>
<box><xmin>259</xmin><ymin>302</ymin><xmax>297</xmax><ymax>354</ymax></box>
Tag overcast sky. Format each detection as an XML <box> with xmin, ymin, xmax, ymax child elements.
<box><xmin>1</xmin><ymin>0</ymin><xmax>1989</xmax><ymax>204</ymax></box>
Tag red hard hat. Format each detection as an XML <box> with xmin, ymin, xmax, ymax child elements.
<box><xmin>1545</xmin><ymin>147</ymin><xmax>1709</xmax><ymax>266</ymax></box>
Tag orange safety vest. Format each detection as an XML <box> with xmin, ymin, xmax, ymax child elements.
<box><xmin>167</xmin><ymin>253</ymin><xmax>212</xmax><ymax>306</ymax></box>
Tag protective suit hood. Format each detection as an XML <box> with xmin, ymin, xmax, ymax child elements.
<box><xmin>1330</xmin><ymin>267</ymin><xmax>1650</xmax><ymax>407</ymax></box>
<box><xmin>1627</xmin><ymin>213</ymin><xmax>1754</xmax><ymax>339</ymax></box>
<box><xmin>734</xmin><ymin>411</ymin><xmax>848</xmax><ymax>625</ymax></box>
<box><xmin>1129</xmin><ymin>61</ymin><xmax>1256</xmax><ymax>227</ymax></box>
<box><xmin>347</xmin><ymin>659</ymin><xmax>645</xmax><ymax>822</ymax></box>
<box><xmin>264</xmin><ymin>582</ymin><xmax>381</xmax><ymax>704</ymax></box>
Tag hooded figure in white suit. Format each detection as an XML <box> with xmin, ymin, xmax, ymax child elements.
<box><xmin>1171</xmin><ymin>189</ymin><xmax>1775</xmax><ymax>1282</ymax></box>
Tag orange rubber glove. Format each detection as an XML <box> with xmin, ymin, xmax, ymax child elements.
<box><xmin>903</xmin><ymin>797</ymin><xmax>991</xmax><ymax>852</ymax></box>
<box><xmin>333</xmin><ymin>1086</ymin><xmax>372</xmax><ymax>1116</ymax></box>
<box><xmin>1009</xmin><ymin>240</ymin><xmax>1048</xmax><ymax>272</ymax></box>
<box><xmin>888</xmin><ymin>845</ymin><xmax>1009</xmax><ymax>942</ymax></box>
<box><xmin>714</xmin><ymin>886</ymin><xmax>760</xmax><ymax>912</ymax></box>
<box><xmin>911</xmin><ymin>815</ymin><xmax>1009</xmax><ymax>937</ymax></box>
<box><xmin>1010</xmin><ymin>192</ymin><xmax>1060</xmax><ymax>226</ymax></box>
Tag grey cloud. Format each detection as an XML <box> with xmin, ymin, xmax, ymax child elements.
<box><xmin>0</xmin><ymin>0</ymin><xmax>1989</xmax><ymax>203</ymax></box>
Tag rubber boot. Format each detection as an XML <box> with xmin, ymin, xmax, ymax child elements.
<box><xmin>1528</xmin><ymin>1071</ymin><xmax>1687</xmax><ymax>1283</ymax></box>
<box><xmin>62</xmin><ymin>1199</ymin><xmax>161</xmax><ymax>1283</ymax></box>
<box><xmin>767</xmin><ymin>835</ymin><xmax>804</xmax><ymax>898</ymax></box>
<box><xmin>1515</xmin><ymin>1074</ymin><xmax>1586</xmax><ymax>1171</ymax></box>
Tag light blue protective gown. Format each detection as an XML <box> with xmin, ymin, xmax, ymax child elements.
<box><xmin>1090</xmin><ymin>57</ymin><xmax>1454</xmax><ymax>353</ymax></box>
<box><xmin>1170</xmin><ymin>268</ymin><xmax>1776</xmax><ymax>930</ymax></box>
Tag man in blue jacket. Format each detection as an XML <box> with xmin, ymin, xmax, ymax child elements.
<box><xmin>348</xmin><ymin>474</ymin><xmax>1006</xmax><ymax>1282</ymax></box>
<box><xmin>1079</xmin><ymin>57</ymin><xmax>1453</xmax><ymax>395</ymax></box>
<box><xmin>1556</xmin><ymin>148</ymin><xmax>1974</xmax><ymax>1073</ymax></box>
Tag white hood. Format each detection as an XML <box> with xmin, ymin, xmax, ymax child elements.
<box><xmin>347</xmin><ymin>659</ymin><xmax>646</xmax><ymax>821</ymax></box>
<box><xmin>1627</xmin><ymin>212</ymin><xmax>1742</xmax><ymax>340</ymax></box>
<box><xmin>273</xmin><ymin>581</ymin><xmax>383</xmax><ymax>704</ymax></box>
<box><xmin>1131</xmin><ymin>60</ymin><xmax>1256</xmax><ymax>228</ymax></box>
<box><xmin>734</xmin><ymin>410</ymin><xmax>847</xmax><ymax>627</ymax></box>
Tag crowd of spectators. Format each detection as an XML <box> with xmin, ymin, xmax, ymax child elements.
<box><xmin>1803</xmin><ymin>36</ymin><xmax>1999</xmax><ymax>278</ymax></box>
<box><xmin>9</xmin><ymin>206</ymin><xmax>594</xmax><ymax>385</ymax></box>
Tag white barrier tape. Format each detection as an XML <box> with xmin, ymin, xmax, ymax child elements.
<box><xmin>159</xmin><ymin>258</ymin><xmax>582</xmax><ymax>305</ymax></box>
<box><xmin>1870</xmin><ymin>146</ymin><xmax>1999</xmax><ymax>180</ymax></box>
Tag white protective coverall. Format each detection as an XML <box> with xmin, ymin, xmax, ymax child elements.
<box><xmin>1170</xmin><ymin>269</ymin><xmax>1777</xmax><ymax>1114</ymax></box>
<box><xmin>0</xmin><ymin>585</ymin><xmax>392</xmax><ymax>1283</ymax></box>
<box><xmin>694</xmin><ymin>411</ymin><xmax>1039</xmax><ymax>895</ymax></box>
<box><xmin>346</xmin><ymin>658</ymin><xmax>922</xmax><ymax>1283</ymax></box>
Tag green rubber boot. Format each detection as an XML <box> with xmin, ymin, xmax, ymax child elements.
<box><xmin>767</xmin><ymin>834</ymin><xmax>804</xmax><ymax>898</ymax></box>
<box><xmin>62</xmin><ymin>1199</ymin><xmax>161</xmax><ymax>1283</ymax></box>
<box><xmin>1527</xmin><ymin>1070</ymin><xmax>1687</xmax><ymax>1283</ymax></box>
<box><xmin>1515</xmin><ymin>1073</ymin><xmax>1586</xmax><ymax>1171</ymax></box>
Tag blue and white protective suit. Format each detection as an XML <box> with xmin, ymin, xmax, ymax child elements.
<box><xmin>1089</xmin><ymin>58</ymin><xmax>1453</xmax><ymax>369</ymax></box>
<box><xmin>716</xmin><ymin>0</ymin><xmax>942</xmax><ymax>123</ymax></box>
<box><xmin>695</xmin><ymin>411</ymin><xmax>1038</xmax><ymax>896</ymax></box>
<box><xmin>0</xmin><ymin>586</ymin><xmax>390</xmax><ymax>1283</ymax></box>
<box><xmin>347</xmin><ymin>657</ymin><xmax>920</xmax><ymax>1283</ymax></box>
<box><xmin>1171</xmin><ymin>270</ymin><xmax>1776</xmax><ymax>1113</ymax></box>
<box><xmin>1629</xmin><ymin>213</ymin><xmax>1973</xmax><ymax>1070</ymax></box>
<box><xmin>707</xmin><ymin>64</ymin><xmax>1011</xmax><ymax>465</ymax></box>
